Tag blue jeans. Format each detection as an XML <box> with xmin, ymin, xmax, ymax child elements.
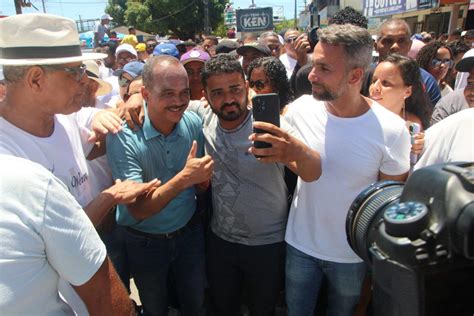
<box><xmin>100</xmin><ymin>225</ymin><xmax>130</xmax><ymax>291</ymax></box>
<box><xmin>285</xmin><ymin>244</ymin><xmax>367</xmax><ymax>316</ymax></box>
<box><xmin>207</xmin><ymin>231</ymin><xmax>285</xmax><ymax>316</ymax></box>
<box><xmin>125</xmin><ymin>223</ymin><xmax>206</xmax><ymax>316</ymax></box>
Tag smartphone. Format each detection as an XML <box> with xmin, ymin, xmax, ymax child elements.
<box><xmin>252</xmin><ymin>93</ymin><xmax>280</xmax><ymax>151</ymax></box>
<box><xmin>407</xmin><ymin>122</ymin><xmax>421</xmax><ymax>164</ymax></box>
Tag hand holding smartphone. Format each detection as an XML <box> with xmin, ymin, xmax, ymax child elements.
<box><xmin>407</xmin><ymin>122</ymin><xmax>421</xmax><ymax>164</ymax></box>
<box><xmin>252</xmin><ymin>93</ymin><xmax>280</xmax><ymax>154</ymax></box>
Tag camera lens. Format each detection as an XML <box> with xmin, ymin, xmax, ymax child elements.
<box><xmin>346</xmin><ymin>181</ymin><xmax>404</xmax><ymax>263</ymax></box>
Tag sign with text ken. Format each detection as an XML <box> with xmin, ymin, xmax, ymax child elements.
<box><xmin>236</xmin><ymin>7</ymin><xmax>273</xmax><ymax>32</ymax></box>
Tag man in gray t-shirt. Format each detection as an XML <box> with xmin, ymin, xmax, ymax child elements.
<box><xmin>94</xmin><ymin>14</ymin><xmax>112</xmax><ymax>48</ymax></box>
<box><xmin>194</xmin><ymin>54</ymin><xmax>321</xmax><ymax>315</ymax></box>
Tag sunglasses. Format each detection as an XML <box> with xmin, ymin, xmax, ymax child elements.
<box><xmin>249</xmin><ymin>79</ymin><xmax>269</xmax><ymax>91</ymax></box>
<box><xmin>430</xmin><ymin>58</ymin><xmax>454</xmax><ymax>68</ymax></box>
<box><xmin>117</xmin><ymin>55</ymin><xmax>136</xmax><ymax>64</ymax></box>
<box><xmin>380</xmin><ymin>37</ymin><xmax>411</xmax><ymax>47</ymax></box>
<box><xmin>285</xmin><ymin>36</ymin><xmax>297</xmax><ymax>44</ymax></box>
<box><xmin>119</xmin><ymin>75</ymin><xmax>133</xmax><ymax>88</ymax></box>
<box><xmin>268</xmin><ymin>45</ymin><xmax>281</xmax><ymax>52</ymax></box>
<box><xmin>43</xmin><ymin>63</ymin><xmax>87</xmax><ymax>82</ymax></box>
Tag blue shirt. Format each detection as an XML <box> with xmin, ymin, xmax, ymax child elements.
<box><xmin>106</xmin><ymin>108</ymin><xmax>204</xmax><ymax>234</ymax></box>
<box><xmin>419</xmin><ymin>68</ymin><xmax>441</xmax><ymax>107</ymax></box>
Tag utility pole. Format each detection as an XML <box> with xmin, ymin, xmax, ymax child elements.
<box><xmin>14</xmin><ymin>0</ymin><xmax>22</xmax><ymax>14</ymax></box>
<box><xmin>294</xmin><ymin>0</ymin><xmax>297</xmax><ymax>28</ymax></box>
<box><xmin>203</xmin><ymin>0</ymin><xmax>211</xmax><ymax>35</ymax></box>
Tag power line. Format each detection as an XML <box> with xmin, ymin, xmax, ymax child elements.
<box><xmin>150</xmin><ymin>0</ymin><xmax>197</xmax><ymax>23</ymax></box>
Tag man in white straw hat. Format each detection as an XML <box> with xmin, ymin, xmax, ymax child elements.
<box><xmin>0</xmin><ymin>13</ymin><xmax>159</xmax><ymax>314</ymax></box>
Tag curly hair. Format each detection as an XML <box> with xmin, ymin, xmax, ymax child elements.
<box><xmin>200</xmin><ymin>53</ymin><xmax>245</xmax><ymax>88</ymax></box>
<box><xmin>415</xmin><ymin>41</ymin><xmax>453</xmax><ymax>74</ymax></box>
<box><xmin>247</xmin><ymin>57</ymin><xmax>294</xmax><ymax>110</ymax></box>
<box><xmin>446</xmin><ymin>40</ymin><xmax>470</xmax><ymax>59</ymax></box>
<box><xmin>329</xmin><ymin>6</ymin><xmax>368</xmax><ymax>29</ymax></box>
<box><xmin>384</xmin><ymin>54</ymin><xmax>432</xmax><ymax>129</ymax></box>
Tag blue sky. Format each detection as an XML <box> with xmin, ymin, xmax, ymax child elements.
<box><xmin>0</xmin><ymin>0</ymin><xmax>299</xmax><ymax>21</ymax></box>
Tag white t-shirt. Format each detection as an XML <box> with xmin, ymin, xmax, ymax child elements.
<box><xmin>454</xmin><ymin>48</ymin><xmax>474</xmax><ymax>90</ymax></box>
<box><xmin>0</xmin><ymin>110</ymin><xmax>96</xmax><ymax>207</ymax></box>
<box><xmin>279</xmin><ymin>53</ymin><xmax>311</xmax><ymax>79</ymax></box>
<box><xmin>414</xmin><ymin>108</ymin><xmax>474</xmax><ymax>170</ymax></box>
<box><xmin>279</xmin><ymin>53</ymin><xmax>298</xmax><ymax>79</ymax></box>
<box><xmin>85</xmin><ymin>102</ymin><xmax>114</xmax><ymax>196</ymax></box>
<box><xmin>97</xmin><ymin>75</ymin><xmax>120</xmax><ymax>109</ymax></box>
<box><xmin>0</xmin><ymin>155</ymin><xmax>106</xmax><ymax>316</ymax></box>
<box><xmin>284</xmin><ymin>95</ymin><xmax>410</xmax><ymax>263</ymax></box>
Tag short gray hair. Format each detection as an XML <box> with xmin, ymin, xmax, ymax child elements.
<box><xmin>142</xmin><ymin>55</ymin><xmax>181</xmax><ymax>88</ymax></box>
<box><xmin>317</xmin><ymin>24</ymin><xmax>373</xmax><ymax>71</ymax></box>
<box><xmin>3</xmin><ymin>65</ymin><xmax>56</xmax><ymax>84</ymax></box>
<box><xmin>3</xmin><ymin>65</ymin><xmax>32</xmax><ymax>83</ymax></box>
<box><xmin>259</xmin><ymin>31</ymin><xmax>279</xmax><ymax>41</ymax></box>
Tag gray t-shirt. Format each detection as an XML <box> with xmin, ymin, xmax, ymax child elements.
<box><xmin>431</xmin><ymin>89</ymin><xmax>469</xmax><ymax>125</ymax></box>
<box><xmin>189</xmin><ymin>103</ymin><xmax>293</xmax><ymax>245</ymax></box>
<box><xmin>94</xmin><ymin>22</ymin><xmax>108</xmax><ymax>44</ymax></box>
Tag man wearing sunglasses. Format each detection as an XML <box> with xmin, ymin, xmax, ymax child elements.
<box><xmin>279</xmin><ymin>29</ymin><xmax>311</xmax><ymax>79</ymax></box>
<box><xmin>114</xmin><ymin>61</ymin><xmax>144</xmax><ymax>102</ymax></box>
<box><xmin>146</xmin><ymin>38</ymin><xmax>158</xmax><ymax>55</ymax></box>
<box><xmin>259</xmin><ymin>31</ymin><xmax>282</xmax><ymax>58</ymax></box>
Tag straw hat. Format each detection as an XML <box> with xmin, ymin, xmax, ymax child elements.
<box><xmin>83</xmin><ymin>60</ymin><xmax>112</xmax><ymax>96</ymax></box>
<box><xmin>0</xmin><ymin>13</ymin><xmax>106</xmax><ymax>66</ymax></box>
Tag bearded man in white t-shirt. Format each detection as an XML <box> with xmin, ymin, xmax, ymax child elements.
<box><xmin>284</xmin><ymin>24</ymin><xmax>411</xmax><ymax>316</ymax></box>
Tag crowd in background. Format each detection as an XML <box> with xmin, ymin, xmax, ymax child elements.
<box><xmin>0</xmin><ymin>6</ymin><xmax>473</xmax><ymax>316</ymax></box>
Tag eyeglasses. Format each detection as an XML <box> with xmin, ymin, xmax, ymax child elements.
<box><xmin>285</xmin><ymin>36</ymin><xmax>297</xmax><ymax>44</ymax></box>
<box><xmin>147</xmin><ymin>44</ymin><xmax>157</xmax><ymax>48</ymax></box>
<box><xmin>380</xmin><ymin>37</ymin><xmax>411</xmax><ymax>47</ymax></box>
<box><xmin>119</xmin><ymin>75</ymin><xmax>133</xmax><ymax>88</ymax></box>
<box><xmin>249</xmin><ymin>79</ymin><xmax>269</xmax><ymax>91</ymax></box>
<box><xmin>430</xmin><ymin>58</ymin><xmax>454</xmax><ymax>68</ymax></box>
<box><xmin>43</xmin><ymin>64</ymin><xmax>87</xmax><ymax>82</ymax></box>
<box><xmin>268</xmin><ymin>45</ymin><xmax>281</xmax><ymax>52</ymax></box>
<box><xmin>117</xmin><ymin>55</ymin><xmax>136</xmax><ymax>64</ymax></box>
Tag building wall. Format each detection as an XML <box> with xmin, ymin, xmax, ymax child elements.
<box><xmin>339</xmin><ymin>0</ymin><xmax>363</xmax><ymax>11</ymax></box>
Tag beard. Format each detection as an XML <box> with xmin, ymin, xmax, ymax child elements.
<box><xmin>210</xmin><ymin>97</ymin><xmax>248</xmax><ymax>122</ymax></box>
<box><xmin>312</xmin><ymin>83</ymin><xmax>344</xmax><ymax>101</ymax></box>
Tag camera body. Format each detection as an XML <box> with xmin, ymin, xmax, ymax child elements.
<box><xmin>347</xmin><ymin>162</ymin><xmax>474</xmax><ymax>316</ymax></box>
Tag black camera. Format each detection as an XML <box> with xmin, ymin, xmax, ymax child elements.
<box><xmin>346</xmin><ymin>162</ymin><xmax>474</xmax><ymax>316</ymax></box>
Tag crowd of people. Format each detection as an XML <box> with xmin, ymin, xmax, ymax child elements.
<box><xmin>0</xmin><ymin>6</ymin><xmax>473</xmax><ymax>316</ymax></box>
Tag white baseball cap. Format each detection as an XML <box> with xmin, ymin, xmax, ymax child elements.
<box><xmin>101</xmin><ymin>13</ymin><xmax>113</xmax><ymax>20</ymax></box>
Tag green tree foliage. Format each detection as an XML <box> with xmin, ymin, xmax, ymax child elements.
<box><xmin>275</xmin><ymin>19</ymin><xmax>297</xmax><ymax>34</ymax></box>
<box><xmin>105</xmin><ymin>0</ymin><xmax>127</xmax><ymax>26</ymax></box>
<box><xmin>107</xmin><ymin>0</ymin><xmax>227</xmax><ymax>39</ymax></box>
